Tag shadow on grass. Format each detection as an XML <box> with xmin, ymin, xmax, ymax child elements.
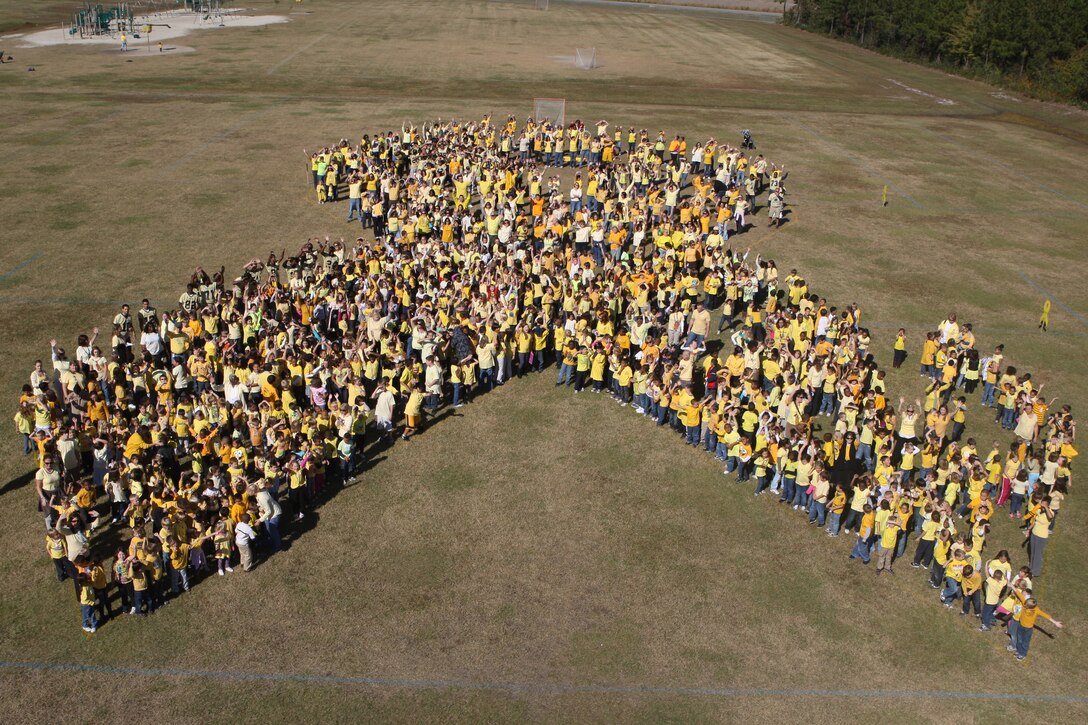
<box><xmin>0</xmin><ymin>469</ymin><xmax>34</xmax><ymax>497</ymax></box>
<box><xmin>30</xmin><ymin>389</ymin><xmax>479</xmax><ymax>618</ymax></box>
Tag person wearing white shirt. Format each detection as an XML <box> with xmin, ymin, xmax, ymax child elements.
<box><xmin>424</xmin><ymin>358</ymin><xmax>443</xmax><ymax>413</ymax></box>
<box><xmin>224</xmin><ymin>374</ymin><xmax>245</xmax><ymax>408</ymax></box>
<box><xmin>140</xmin><ymin>326</ymin><xmax>164</xmax><ymax>360</ymax></box>
<box><xmin>256</xmin><ymin>481</ymin><xmax>283</xmax><ymax>552</ymax></box>
<box><xmin>234</xmin><ymin>514</ymin><xmax>258</xmax><ymax>572</ymax></box>
<box><xmin>374</xmin><ymin>382</ymin><xmax>397</xmax><ymax>438</ymax></box>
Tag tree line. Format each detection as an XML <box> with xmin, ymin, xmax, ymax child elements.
<box><xmin>786</xmin><ymin>0</ymin><xmax>1088</xmax><ymax>105</ymax></box>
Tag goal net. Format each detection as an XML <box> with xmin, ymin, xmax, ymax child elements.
<box><xmin>575</xmin><ymin>47</ymin><xmax>596</xmax><ymax>70</ymax></box>
<box><xmin>535</xmin><ymin>0</ymin><xmax>549</xmax><ymax>9</ymax></box>
<box><xmin>533</xmin><ymin>97</ymin><xmax>566</xmax><ymax>127</ymax></box>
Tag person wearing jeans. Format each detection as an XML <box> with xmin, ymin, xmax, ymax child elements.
<box><xmin>555</xmin><ymin>358</ymin><xmax>574</xmax><ymax>386</ymax></box>
<box><xmin>808</xmin><ymin>477</ymin><xmax>830</xmax><ymax>527</ymax></box>
<box><xmin>1007</xmin><ymin>597</ymin><xmax>1063</xmax><ymax>660</ymax></box>
<box><xmin>940</xmin><ymin>551</ymin><xmax>969</xmax><ymax>606</ymax></box>
<box><xmin>960</xmin><ymin>567</ymin><xmax>983</xmax><ymax>617</ymax></box>
<box><xmin>979</xmin><ymin>570</ymin><xmax>1006</xmax><ymax>631</ymax></box>
<box><xmin>257</xmin><ymin>481</ymin><xmax>283</xmax><ymax>553</ymax></box>
<box><xmin>825</xmin><ymin>486</ymin><xmax>846</xmax><ymax>535</ymax></box>
<box><xmin>79</xmin><ymin>580</ymin><xmax>98</xmax><ymax>633</ymax></box>
<box><xmin>848</xmin><ymin>505</ymin><xmax>874</xmax><ymax>564</ymax></box>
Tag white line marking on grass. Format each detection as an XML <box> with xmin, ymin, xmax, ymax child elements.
<box><xmin>159</xmin><ymin>109</ymin><xmax>269</xmax><ymax>173</ymax></box>
<box><xmin>266</xmin><ymin>32</ymin><xmax>328</xmax><ymax>75</ymax></box>
<box><xmin>795</xmin><ymin>123</ymin><xmax>925</xmax><ymax>209</ymax></box>
<box><xmin>1017</xmin><ymin>272</ymin><xmax>1088</xmax><ymax>329</ymax></box>
<box><xmin>919</xmin><ymin>126</ymin><xmax>1088</xmax><ymax>211</ymax></box>
<box><xmin>887</xmin><ymin>78</ymin><xmax>956</xmax><ymax>106</ymax></box>
<box><xmin>506</xmin><ymin>0</ymin><xmax>780</xmax><ymax>23</ymax></box>
<box><xmin>1</xmin><ymin>660</ymin><xmax>1086</xmax><ymax>702</ymax></box>
<box><xmin>0</xmin><ymin>252</ymin><xmax>44</xmax><ymax>282</ymax></box>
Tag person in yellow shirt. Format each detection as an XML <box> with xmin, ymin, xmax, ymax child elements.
<box><xmin>920</xmin><ymin>331</ymin><xmax>938</xmax><ymax>378</ymax></box>
<box><xmin>1026</xmin><ymin>496</ymin><xmax>1056</xmax><ymax>577</ymax></box>
<box><xmin>79</xmin><ymin>576</ymin><xmax>99</xmax><ymax>633</ymax></box>
<box><xmin>589</xmin><ymin>348</ymin><xmax>607</xmax><ymax>393</ymax></box>
<box><xmin>166</xmin><ymin>531</ymin><xmax>209</xmax><ymax>595</ymax></box>
<box><xmin>733</xmin><ymin>436</ymin><xmax>754</xmax><ymax>483</ymax></box>
<box><xmin>939</xmin><ymin>548</ymin><xmax>969</xmax><ymax>606</ymax></box>
<box><xmin>1008</xmin><ymin>593</ymin><xmax>1063</xmax><ymax>660</ymax></box>
<box><xmin>573</xmin><ymin>347</ymin><xmax>591</xmax><ymax>393</ymax></box>
<box><xmin>929</xmin><ymin>529</ymin><xmax>953</xmax><ymax>588</ymax></box>
<box><xmin>979</xmin><ymin>569</ymin><xmax>1006</xmax><ymax>631</ymax></box>
<box><xmin>679</xmin><ymin>394</ymin><xmax>705</xmax><ymax>446</ymax></box>
<box><xmin>891</xmin><ymin>328</ymin><xmax>907</xmax><ymax>369</ymax></box>
<box><xmin>403</xmin><ymin>383</ymin><xmax>424</xmax><ymax>439</ymax></box>
<box><xmin>874</xmin><ymin>505</ymin><xmax>901</xmax><ymax>574</ymax></box>
<box><xmin>960</xmin><ymin>564</ymin><xmax>983</xmax><ymax>617</ymax></box>
<box><xmin>46</xmin><ymin>528</ymin><xmax>69</xmax><ymax>582</ymax></box>
<box><xmin>615</xmin><ymin>361</ymin><xmax>633</xmax><ymax>406</ymax></box>
<box><xmin>911</xmin><ymin>511</ymin><xmax>941</xmax><ymax>568</ymax></box>
<box><xmin>825</xmin><ymin>484</ymin><xmax>848</xmax><ymax>536</ymax></box>
<box><xmin>849</xmin><ymin>503</ymin><xmax>874</xmax><ymax>564</ymax></box>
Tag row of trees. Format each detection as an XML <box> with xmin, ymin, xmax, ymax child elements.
<box><xmin>786</xmin><ymin>0</ymin><xmax>1088</xmax><ymax>105</ymax></box>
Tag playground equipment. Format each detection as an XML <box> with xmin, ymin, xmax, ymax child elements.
<box><xmin>185</xmin><ymin>0</ymin><xmax>228</xmax><ymax>25</ymax></box>
<box><xmin>69</xmin><ymin>3</ymin><xmax>136</xmax><ymax>38</ymax></box>
<box><xmin>138</xmin><ymin>22</ymin><xmax>173</xmax><ymax>51</ymax></box>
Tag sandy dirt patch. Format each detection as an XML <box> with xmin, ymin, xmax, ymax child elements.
<box><xmin>18</xmin><ymin>8</ymin><xmax>287</xmax><ymax>48</ymax></box>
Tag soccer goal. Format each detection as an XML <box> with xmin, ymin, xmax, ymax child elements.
<box><xmin>533</xmin><ymin>97</ymin><xmax>566</xmax><ymax>127</ymax></box>
<box><xmin>535</xmin><ymin>0</ymin><xmax>549</xmax><ymax>9</ymax></box>
<box><xmin>575</xmin><ymin>47</ymin><xmax>597</xmax><ymax>70</ymax></box>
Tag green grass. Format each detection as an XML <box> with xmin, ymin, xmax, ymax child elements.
<box><xmin>0</xmin><ymin>0</ymin><xmax>1086</xmax><ymax>721</ymax></box>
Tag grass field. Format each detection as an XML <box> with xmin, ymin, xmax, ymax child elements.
<box><xmin>2</xmin><ymin>0</ymin><xmax>1087</xmax><ymax>721</ymax></box>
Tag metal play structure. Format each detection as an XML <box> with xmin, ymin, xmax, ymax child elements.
<box><xmin>68</xmin><ymin>3</ymin><xmax>136</xmax><ymax>38</ymax></box>
<box><xmin>185</xmin><ymin>0</ymin><xmax>229</xmax><ymax>25</ymax></box>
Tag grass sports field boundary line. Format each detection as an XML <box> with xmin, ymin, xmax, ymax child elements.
<box><xmin>1017</xmin><ymin>272</ymin><xmax>1088</xmax><ymax>329</ymax></box>
<box><xmin>504</xmin><ymin>0</ymin><xmax>780</xmax><ymax>22</ymax></box>
<box><xmin>795</xmin><ymin>123</ymin><xmax>925</xmax><ymax>209</ymax></box>
<box><xmin>919</xmin><ymin>126</ymin><xmax>1088</xmax><ymax>211</ymax></box>
<box><xmin>2</xmin><ymin>660</ymin><xmax>1087</xmax><ymax>703</ymax></box>
<box><xmin>0</xmin><ymin>252</ymin><xmax>44</xmax><ymax>282</ymax></box>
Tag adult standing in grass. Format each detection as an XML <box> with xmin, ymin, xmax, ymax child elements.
<box><xmin>1007</xmin><ymin>595</ymin><xmax>1063</xmax><ymax>661</ymax></box>
<box><xmin>1025</xmin><ymin>497</ymin><xmax>1055</xmax><ymax>578</ymax></box>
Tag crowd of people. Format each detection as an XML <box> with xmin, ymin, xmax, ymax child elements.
<box><xmin>13</xmin><ymin>115</ymin><xmax>1069</xmax><ymax>659</ymax></box>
